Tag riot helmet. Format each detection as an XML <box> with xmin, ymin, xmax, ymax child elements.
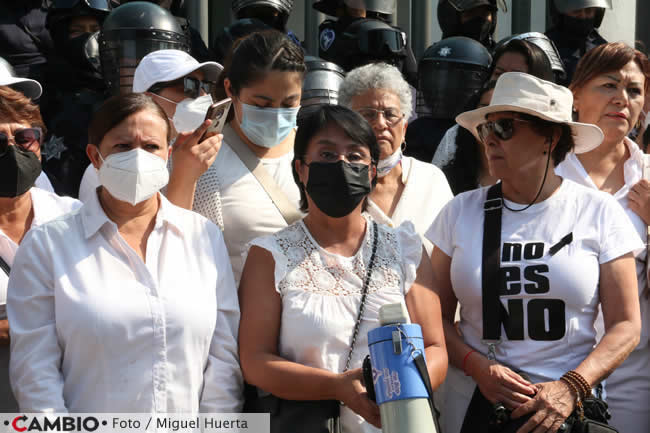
<box><xmin>417</xmin><ymin>36</ymin><xmax>491</xmax><ymax>119</ymax></box>
<box><xmin>496</xmin><ymin>32</ymin><xmax>566</xmax><ymax>82</ymax></box>
<box><xmin>551</xmin><ymin>0</ymin><xmax>611</xmax><ymax>29</ymax></box>
<box><xmin>212</xmin><ymin>18</ymin><xmax>272</xmax><ymax>64</ymax></box>
<box><xmin>99</xmin><ymin>1</ymin><xmax>190</xmax><ymax>95</ymax></box>
<box><xmin>334</xmin><ymin>18</ymin><xmax>407</xmax><ymax>71</ymax></box>
<box><xmin>47</xmin><ymin>0</ymin><xmax>111</xmax><ymax>46</ymax></box>
<box><xmin>298</xmin><ymin>56</ymin><xmax>346</xmax><ymax>120</ymax></box>
<box><xmin>231</xmin><ymin>0</ymin><xmax>294</xmax><ymax>31</ymax></box>
<box><xmin>120</xmin><ymin>0</ymin><xmax>187</xmax><ymax>16</ymax></box>
<box><xmin>437</xmin><ymin>0</ymin><xmax>506</xmax><ymax>49</ymax></box>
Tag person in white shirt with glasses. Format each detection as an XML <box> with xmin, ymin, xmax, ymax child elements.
<box><xmin>7</xmin><ymin>93</ymin><xmax>242</xmax><ymax>413</ymax></box>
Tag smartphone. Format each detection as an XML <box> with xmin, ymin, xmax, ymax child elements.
<box><xmin>203</xmin><ymin>97</ymin><xmax>232</xmax><ymax>137</ymax></box>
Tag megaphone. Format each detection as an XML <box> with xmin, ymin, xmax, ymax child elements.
<box><xmin>365</xmin><ymin>303</ymin><xmax>440</xmax><ymax>433</ymax></box>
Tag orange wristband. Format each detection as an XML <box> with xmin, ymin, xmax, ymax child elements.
<box><xmin>462</xmin><ymin>349</ymin><xmax>477</xmax><ymax>376</ymax></box>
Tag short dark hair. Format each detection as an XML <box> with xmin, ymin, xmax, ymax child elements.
<box><xmin>88</xmin><ymin>93</ymin><xmax>172</xmax><ymax>147</ymax></box>
<box><xmin>224</xmin><ymin>29</ymin><xmax>306</xmax><ymax>96</ymax></box>
<box><xmin>492</xmin><ymin>39</ymin><xmax>555</xmax><ymax>82</ymax></box>
<box><xmin>517</xmin><ymin>112</ymin><xmax>575</xmax><ymax>166</ymax></box>
<box><xmin>292</xmin><ymin>105</ymin><xmax>379</xmax><ymax>212</ymax></box>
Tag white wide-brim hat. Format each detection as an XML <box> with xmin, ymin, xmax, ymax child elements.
<box><xmin>456</xmin><ymin>72</ymin><xmax>604</xmax><ymax>154</ymax></box>
<box><xmin>132</xmin><ymin>49</ymin><xmax>223</xmax><ymax>93</ymax></box>
<box><xmin>0</xmin><ymin>62</ymin><xmax>42</xmax><ymax>100</ymax></box>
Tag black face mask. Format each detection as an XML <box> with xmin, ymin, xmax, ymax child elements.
<box><xmin>560</xmin><ymin>15</ymin><xmax>596</xmax><ymax>39</ymax></box>
<box><xmin>305</xmin><ymin>160</ymin><xmax>372</xmax><ymax>218</ymax></box>
<box><xmin>460</xmin><ymin>16</ymin><xmax>493</xmax><ymax>47</ymax></box>
<box><xmin>0</xmin><ymin>146</ymin><xmax>42</xmax><ymax>198</ymax></box>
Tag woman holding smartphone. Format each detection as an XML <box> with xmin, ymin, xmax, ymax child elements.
<box><xmin>193</xmin><ymin>29</ymin><xmax>305</xmax><ymax>284</ymax></box>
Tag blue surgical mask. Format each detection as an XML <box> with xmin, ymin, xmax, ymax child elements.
<box><xmin>238</xmin><ymin>102</ymin><xmax>300</xmax><ymax>148</ymax></box>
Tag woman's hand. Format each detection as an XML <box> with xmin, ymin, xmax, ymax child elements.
<box><xmin>0</xmin><ymin>319</ymin><xmax>9</xmax><ymax>345</ymax></box>
<box><xmin>628</xmin><ymin>179</ymin><xmax>650</xmax><ymax>225</ymax></box>
<box><xmin>511</xmin><ymin>380</ymin><xmax>576</xmax><ymax>433</ymax></box>
<box><xmin>467</xmin><ymin>355</ymin><xmax>537</xmax><ymax>410</ymax></box>
<box><xmin>336</xmin><ymin>368</ymin><xmax>381</xmax><ymax>428</ymax></box>
<box><xmin>171</xmin><ymin>119</ymin><xmax>223</xmax><ymax>182</ymax></box>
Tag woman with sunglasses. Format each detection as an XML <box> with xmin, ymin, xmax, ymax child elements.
<box><xmin>78</xmin><ymin>49</ymin><xmax>224</xmax><ymax>210</ymax></box>
<box><xmin>193</xmin><ymin>30</ymin><xmax>305</xmax><ymax>284</ymax></box>
<box><xmin>338</xmin><ymin>62</ymin><xmax>453</xmax><ymax>254</ymax></box>
<box><xmin>0</xmin><ymin>86</ymin><xmax>81</xmax><ymax>412</ymax></box>
<box><xmin>7</xmin><ymin>93</ymin><xmax>242</xmax><ymax>413</ymax></box>
<box><xmin>427</xmin><ymin>72</ymin><xmax>642</xmax><ymax>433</ymax></box>
<box><xmin>238</xmin><ymin>105</ymin><xmax>447</xmax><ymax>433</ymax></box>
<box><xmin>555</xmin><ymin>42</ymin><xmax>650</xmax><ymax>432</ymax></box>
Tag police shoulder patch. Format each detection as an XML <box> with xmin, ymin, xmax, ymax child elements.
<box><xmin>320</xmin><ymin>28</ymin><xmax>336</xmax><ymax>52</ymax></box>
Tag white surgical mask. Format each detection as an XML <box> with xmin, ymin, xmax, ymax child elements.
<box><xmin>376</xmin><ymin>147</ymin><xmax>402</xmax><ymax>177</ymax></box>
<box><xmin>237</xmin><ymin>102</ymin><xmax>299</xmax><ymax>148</ymax></box>
<box><xmin>155</xmin><ymin>93</ymin><xmax>213</xmax><ymax>133</ymax></box>
<box><xmin>97</xmin><ymin>148</ymin><xmax>170</xmax><ymax>205</ymax></box>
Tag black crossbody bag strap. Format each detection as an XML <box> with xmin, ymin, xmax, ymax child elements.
<box><xmin>482</xmin><ymin>183</ymin><xmax>504</xmax><ymax>341</ymax></box>
<box><xmin>0</xmin><ymin>256</ymin><xmax>9</xmax><ymax>277</ymax></box>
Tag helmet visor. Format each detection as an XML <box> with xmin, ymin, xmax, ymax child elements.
<box><xmin>420</xmin><ymin>65</ymin><xmax>488</xmax><ymax>118</ymax></box>
<box><xmin>52</xmin><ymin>0</ymin><xmax>112</xmax><ymax>12</ymax></box>
<box><xmin>358</xmin><ymin>28</ymin><xmax>406</xmax><ymax>54</ymax></box>
<box><xmin>553</xmin><ymin>0</ymin><xmax>612</xmax><ymax>13</ymax></box>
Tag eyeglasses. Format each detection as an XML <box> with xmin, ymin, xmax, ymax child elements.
<box><xmin>357</xmin><ymin>107</ymin><xmax>404</xmax><ymax>127</ymax></box>
<box><xmin>309</xmin><ymin>150</ymin><xmax>373</xmax><ymax>165</ymax></box>
<box><xmin>477</xmin><ymin>118</ymin><xmax>533</xmax><ymax>142</ymax></box>
<box><xmin>149</xmin><ymin>76</ymin><xmax>215</xmax><ymax>99</ymax></box>
<box><xmin>0</xmin><ymin>128</ymin><xmax>43</xmax><ymax>156</ymax></box>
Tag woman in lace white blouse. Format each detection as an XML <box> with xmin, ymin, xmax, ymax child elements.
<box><xmin>239</xmin><ymin>105</ymin><xmax>448</xmax><ymax>433</ymax></box>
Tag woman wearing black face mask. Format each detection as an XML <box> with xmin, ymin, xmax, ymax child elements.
<box><xmin>0</xmin><ymin>86</ymin><xmax>81</xmax><ymax>412</ymax></box>
<box><xmin>238</xmin><ymin>105</ymin><xmax>448</xmax><ymax>433</ymax></box>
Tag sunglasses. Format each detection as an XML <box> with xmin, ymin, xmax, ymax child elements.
<box><xmin>477</xmin><ymin>118</ymin><xmax>533</xmax><ymax>142</ymax></box>
<box><xmin>0</xmin><ymin>128</ymin><xmax>43</xmax><ymax>156</ymax></box>
<box><xmin>150</xmin><ymin>76</ymin><xmax>214</xmax><ymax>99</ymax></box>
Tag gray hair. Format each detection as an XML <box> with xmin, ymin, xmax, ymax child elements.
<box><xmin>339</xmin><ymin>62</ymin><xmax>412</xmax><ymax>121</ymax></box>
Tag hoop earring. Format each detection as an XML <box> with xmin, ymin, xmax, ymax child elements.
<box><xmin>401</xmin><ymin>141</ymin><xmax>407</xmax><ymax>152</ymax></box>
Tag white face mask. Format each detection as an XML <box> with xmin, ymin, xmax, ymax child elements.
<box><xmin>376</xmin><ymin>147</ymin><xmax>402</xmax><ymax>177</ymax></box>
<box><xmin>155</xmin><ymin>93</ymin><xmax>213</xmax><ymax>133</ymax></box>
<box><xmin>97</xmin><ymin>148</ymin><xmax>170</xmax><ymax>206</ymax></box>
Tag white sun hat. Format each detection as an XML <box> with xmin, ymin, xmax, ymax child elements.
<box><xmin>132</xmin><ymin>49</ymin><xmax>223</xmax><ymax>93</ymax></box>
<box><xmin>456</xmin><ymin>72</ymin><xmax>604</xmax><ymax>154</ymax></box>
<box><xmin>0</xmin><ymin>58</ymin><xmax>42</xmax><ymax>100</ymax></box>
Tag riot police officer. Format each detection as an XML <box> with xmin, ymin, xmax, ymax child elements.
<box><xmin>212</xmin><ymin>18</ymin><xmax>271</xmax><ymax>64</ymax></box>
<box><xmin>437</xmin><ymin>0</ymin><xmax>505</xmax><ymax>50</ymax></box>
<box><xmin>231</xmin><ymin>0</ymin><xmax>300</xmax><ymax>46</ymax></box>
<box><xmin>40</xmin><ymin>0</ymin><xmax>112</xmax><ymax>197</ymax></box>
<box><xmin>405</xmin><ymin>36</ymin><xmax>491</xmax><ymax>162</ymax></box>
<box><xmin>99</xmin><ymin>1</ymin><xmax>190</xmax><ymax>95</ymax></box>
<box><xmin>298</xmin><ymin>56</ymin><xmax>346</xmax><ymax>120</ymax></box>
<box><xmin>119</xmin><ymin>0</ymin><xmax>211</xmax><ymax>62</ymax></box>
<box><xmin>546</xmin><ymin>0</ymin><xmax>610</xmax><ymax>86</ymax></box>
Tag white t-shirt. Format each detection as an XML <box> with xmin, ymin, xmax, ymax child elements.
<box><xmin>193</xmin><ymin>125</ymin><xmax>301</xmax><ymax>284</ymax></box>
<box><xmin>0</xmin><ymin>188</ymin><xmax>80</xmax><ymax>316</ymax></box>
<box><xmin>556</xmin><ymin>138</ymin><xmax>649</xmax><ymax>348</ymax></box>
<box><xmin>426</xmin><ymin>179</ymin><xmax>642</xmax><ymax>384</ymax></box>
<box><xmin>366</xmin><ymin>156</ymin><xmax>453</xmax><ymax>255</ymax></box>
<box><xmin>248</xmin><ymin>217</ymin><xmax>422</xmax><ymax>433</ymax></box>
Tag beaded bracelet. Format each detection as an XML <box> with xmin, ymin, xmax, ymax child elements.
<box><xmin>565</xmin><ymin>370</ymin><xmax>591</xmax><ymax>399</ymax></box>
<box><xmin>560</xmin><ymin>376</ymin><xmax>584</xmax><ymax>416</ymax></box>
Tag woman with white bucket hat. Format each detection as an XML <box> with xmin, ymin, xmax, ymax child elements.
<box><xmin>426</xmin><ymin>72</ymin><xmax>642</xmax><ymax>433</ymax></box>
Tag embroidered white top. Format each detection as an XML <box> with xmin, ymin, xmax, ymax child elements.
<box><xmin>7</xmin><ymin>191</ymin><xmax>243</xmax><ymax>413</ymax></box>
<box><xmin>248</xmin><ymin>217</ymin><xmax>422</xmax><ymax>433</ymax></box>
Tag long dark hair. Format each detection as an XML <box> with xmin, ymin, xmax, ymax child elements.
<box><xmin>442</xmin><ymin>80</ymin><xmax>497</xmax><ymax>195</ymax></box>
<box><xmin>491</xmin><ymin>39</ymin><xmax>554</xmax><ymax>82</ymax></box>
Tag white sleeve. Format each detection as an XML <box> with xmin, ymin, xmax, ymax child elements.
<box><xmin>425</xmin><ymin>196</ymin><xmax>460</xmax><ymax>258</ymax></box>
<box><xmin>7</xmin><ymin>227</ymin><xmax>67</xmax><ymax>413</ymax></box>
<box><xmin>598</xmin><ymin>195</ymin><xmax>645</xmax><ymax>264</ymax></box>
<box><xmin>395</xmin><ymin>221</ymin><xmax>423</xmax><ymax>294</ymax></box>
<box><xmin>432</xmin><ymin>126</ymin><xmax>458</xmax><ymax>168</ymax></box>
<box><xmin>200</xmin><ymin>226</ymin><xmax>244</xmax><ymax>413</ymax></box>
<box><xmin>246</xmin><ymin>234</ymin><xmax>287</xmax><ymax>295</ymax></box>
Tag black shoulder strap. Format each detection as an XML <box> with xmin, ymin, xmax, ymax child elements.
<box><xmin>0</xmin><ymin>255</ymin><xmax>10</xmax><ymax>277</ymax></box>
<box><xmin>414</xmin><ymin>353</ymin><xmax>442</xmax><ymax>432</ymax></box>
<box><xmin>482</xmin><ymin>184</ymin><xmax>503</xmax><ymax>341</ymax></box>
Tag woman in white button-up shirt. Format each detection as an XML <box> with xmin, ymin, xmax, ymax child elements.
<box><xmin>7</xmin><ymin>93</ymin><xmax>243</xmax><ymax>413</ymax></box>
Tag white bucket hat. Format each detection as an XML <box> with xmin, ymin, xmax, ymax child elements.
<box><xmin>0</xmin><ymin>60</ymin><xmax>42</xmax><ymax>100</ymax></box>
<box><xmin>132</xmin><ymin>49</ymin><xmax>223</xmax><ymax>93</ymax></box>
<box><xmin>456</xmin><ymin>72</ymin><xmax>603</xmax><ymax>154</ymax></box>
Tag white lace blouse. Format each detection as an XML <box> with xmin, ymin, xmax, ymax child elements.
<box><xmin>247</xmin><ymin>216</ymin><xmax>422</xmax><ymax>433</ymax></box>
